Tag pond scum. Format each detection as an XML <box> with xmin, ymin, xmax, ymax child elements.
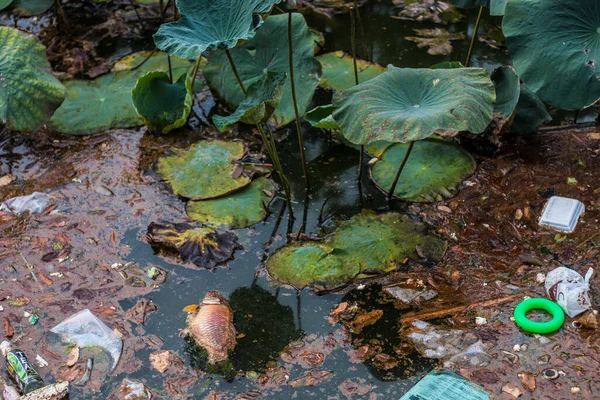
<box><xmin>0</xmin><ymin>0</ymin><xmax>600</xmax><ymax>399</ymax></box>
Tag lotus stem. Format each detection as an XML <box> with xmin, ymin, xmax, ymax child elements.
<box><xmin>54</xmin><ymin>0</ymin><xmax>69</xmax><ymax>30</ymax></box>
<box><xmin>350</xmin><ymin>7</ymin><xmax>364</xmax><ymax>184</ymax></box>
<box><xmin>288</xmin><ymin>11</ymin><xmax>310</xmax><ymax>189</ymax></box>
<box><xmin>128</xmin><ymin>0</ymin><xmax>144</xmax><ymax>28</ymax></box>
<box><xmin>352</xmin><ymin>0</ymin><xmax>369</xmax><ymax>59</ymax></box>
<box><xmin>159</xmin><ymin>0</ymin><xmax>173</xmax><ymax>83</ymax></box>
<box><xmin>190</xmin><ymin>56</ymin><xmax>202</xmax><ymax>92</ymax></box>
<box><xmin>465</xmin><ymin>6</ymin><xmax>483</xmax><ymax>67</ymax></box>
<box><xmin>225</xmin><ymin>49</ymin><xmax>247</xmax><ymax>95</ymax></box>
<box><xmin>387</xmin><ymin>141</ymin><xmax>415</xmax><ymax>202</ymax></box>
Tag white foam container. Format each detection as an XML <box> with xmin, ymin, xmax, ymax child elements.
<box><xmin>539</xmin><ymin>196</ymin><xmax>584</xmax><ymax>233</ymax></box>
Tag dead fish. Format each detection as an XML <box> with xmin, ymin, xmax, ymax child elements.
<box><xmin>181</xmin><ymin>291</ymin><xmax>236</xmax><ymax>364</ymax></box>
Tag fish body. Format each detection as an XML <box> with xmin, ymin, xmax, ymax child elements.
<box><xmin>185</xmin><ymin>291</ymin><xmax>236</xmax><ymax>364</ymax></box>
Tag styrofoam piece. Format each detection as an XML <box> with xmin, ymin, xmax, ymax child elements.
<box><xmin>539</xmin><ymin>196</ymin><xmax>584</xmax><ymax>233</ymax></box>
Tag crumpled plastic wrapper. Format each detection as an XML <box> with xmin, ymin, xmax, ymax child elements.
<box><xmin>545</xmin><ymin>267</ymin><xmax>594</xmax><ymax>318</ymax></box>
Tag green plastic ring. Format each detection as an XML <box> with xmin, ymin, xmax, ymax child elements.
<box><xmin>514</xmin><ymin>298</ymin><xmax>565</xmax><ymax>334</ymax></box>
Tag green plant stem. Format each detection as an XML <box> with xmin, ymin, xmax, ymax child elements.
<box><xmin>352</xmin><ymin>0</ymin><xmax>369</xmax><ymax>59</ymax></box>
<box><xmin>190</xmin><ymin>56</ymin><xmax>202</xmax><ymax>91</ymax></box>
<box><xmin>350</xmin><ymin>7</ymin><xmax>364</xmax><ymax>184</ymax></box>
<box><xmin>387</xmin><ymin>141</ymin><xmax>415</xmax><ymax>202</ymax></box>
<box><xmin>54</xmin><ymin>0</ymin><xmax>69</xmax><ymax>30</ymax></box>
<box><xmin>225</xmin><ymin>49</ymin><xmax>247</xmax><ymax>94</ymax></box>
<box><xmin>465</xmin><ymin>6</ymin><xmax>483</xmax><ymax>67</ymax></box>
<box><xmin>159</xmin><ymin>0</ymin><xmax>173</xmax><ymax>83</ymax></box>
<box><xmin>288</xmin><ymin>11</ymin><xmax>310</xmax><ymax>189</ymax></box>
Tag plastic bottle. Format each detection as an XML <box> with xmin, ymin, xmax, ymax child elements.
<box><xmin>0</xmin><ymin>341</ymin><xmax>45</xmax><ymax>394</ymax></box>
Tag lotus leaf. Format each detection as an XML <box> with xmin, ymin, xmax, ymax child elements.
<box><xmin>503</xmin><ymin>0</ymin><xmax>600</xmax><ymax>110</ymax></box>
<box><xmin>186</xmin><ymin>177</ymin><xmax>276</xmax><ymax>229</ymax></box>
<box><xmin>153</xmin><ymin>0</ymin><xmax>283</xmax><ymax>60</ymax></box>
<box><xmin>266</xmin><ymin>242</ymin><xmax>358</xmax><ymax>291</ymax></box>
<box><xmin>304</xmin><ymin>105</ymin><xmax>339</xmax><ymax>130</ymax></box>
<box><xmin>509</xmin><ymin>84</ymin><xmax>552</xmax><ymax>134</ymax></box>
<box><xmin>156</xmin><ymin>140</ymin><xmax>251</xmax><ymax>200</ymax></box>
<box><xmin>405</xmin><ymin>28</ymin><xmax>465</xmax><ymax>56</ymax></box>
<box><xmin>0</xmin><ymin>27</ymin><xmax>66</xmax><ymax>132</ymax></box>
<box><xmin>430</xmin><ymin>61</ymin><xmax>464</xmax><ymax>69</ymax></box>
<box><xmin>10</xmin><ymin>0</ymin><xmax>53</xmax><ymax>15</ymax></box>
<box><xmin>448</xmin><ymin>0</ymin><xmax>489</xmax><ymax>8</ymax></box>
<box><xmin>50</xmin><ymin>52</ymin><xmax>194</xmax><ymax>135</ymax></box>
<box><xmin>132</xmin><ymin>72</ymin><xmax>193</xmax><ymax>134</ymax></box>
<box><xmin>370</xmin><ymin>139</ymin><xmax>476</xmax><ymax>202</ymax></box>
<box><xmin>204</xmin><ymin>13</ymin><xmax>322</xmax><ymax>127</ymax></box>
<box><xmin>316</xmin><ymin>51</ymin><xmax>385</xmax><ymax>91</ymax></box>
<box><xmin>332</xmin><ymin>66</ymin><xmax>495</xmax><ymax>145</ymax></box>
<box><xmin>112</xmin><ymin>51</ymin><xmax>196</xmax><ymax>77</ymax></box>
<box><xmin>489</xmin><ymin>0</ymin><xmax>506</xmax><ymax>16</ymax></box>
<box><xmin>490</xmin><ymin>66</ymin><xmax>519</xmax><ymax>118</ymax></box>
<box><xmin>330</xmin><ymin>211</ymin><xmax>447</xmax><ymax>273</ymax></box>
<box><xmin>147</xmin><ymin>222</ymin><xmax>240</xmax><ymax>269</ymax></box>
<box><xmin>213</xmin><ymin>72</ymin><xmax>285</xmax><ymax>131</ymax></box>
<box><xmin>0</xmin><ymin>0</ymin><xmax>11</xmax><ymax>11</ymax></box>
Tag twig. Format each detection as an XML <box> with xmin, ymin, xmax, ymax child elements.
<box><xmin>131</xmin><ymin>48</ymin><xmax>158</xmax><ymax>71</ymax></box>
<box><xmin>17</xmin><ymin>250</ymin><xmax>44</xmax><ymax>291</ymax></box>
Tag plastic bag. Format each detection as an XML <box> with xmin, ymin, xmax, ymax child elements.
<box><xmin>49</xmin><ymin>309</ymin><xmax>122</xmax><ymax>372</ymax></box>
<box><xmin>119</xmin><ymin>379</ymin><xmax>151</xmax><ymax>400</ymax></box>
<box><xmin>545</xmin><ymin>267</ymin><xmax>593</xmax><ymax>318</ymax></box>
<box><xmin>0</xmin><ymin>192</ymin><xmax>56</xmax><ymax>215</ymax></box>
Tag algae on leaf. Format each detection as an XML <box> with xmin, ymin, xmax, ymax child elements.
<box><xmin>0</xmin><ymin>27</ymin><xmax>66</xmax><ymax>132</ymax></box>
<box><xmin>156</xmin><ymin>140</ymin><xmax>251</xmax><ymax>200</ymax></box>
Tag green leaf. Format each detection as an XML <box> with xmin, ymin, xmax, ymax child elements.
<box><xmin>212</xmin><ymin>71</ymin><xmax>285</xmax><ymax>131</ymax></box>
<box><xmin>508</xmin><ymin>84</ymin><xmax>552</xmax><ymax>134</ymax></box>
<box><xmin>448</xmin><ymin>0</ymin><xmax>489</xmax><ymax>8</ymax></box>
<box><xmin>430</xmin><ymin>61</ymin><xmax>464</xmax><ymax>69</ymax></box>
<box><xmin>266</xmin><ymin>242</ymin><xmax>357</xmax><ymax>291</ymax></box>
<box><xmin>156</xmin><ymin>140</ymin><xmax>251</xmax><ymax>200</ymax></box>
<box><xmin>491</xmin><ymin>66</ymin><xmax>519</xmax><ymax>118</ymax></box>
<box><xmin>304</xmin><ymin>105</ymin><xmax>339</xmax><ymax>130</ymax></box>
<box><xmin>330</xmin><ymin>211</ymin><xmax>447</xmax><ymax>273</ymax></box>
<box><xmin>370</xmin><ymin>139</ymin><xmax>477</xmax><ymax>202</ymax></box>
<box><xmin>186</xmin><ymin>177</ymin><xmax>276</xmax><ymax>229</ymax></box>
<box><xmin>332</xmin><ymin>66</ymin><xmax>495</xmax><ymax>145</ymax></box>
<box><xmin>0</xmin><ymin>27</ymin><xmax>66</xmax><ymax>132</ymax></box>
<box><xmin>316</xmin><ymin>51</ymin><xmax>385</xmax><ymax>91</ymax></box>
<box><xmin>503</xmin><ymin>0</ymin><xmax>600</xmax><ymax>110</ymax></box>
<box><xmin>11</xmin><ymin>0</ymin><xmax>53</xmax><ymax>15</ymax></box>
<box><xmin>50</xmin><ymin>51</ymin><xmax>194</xmax><ymax>135</ymax></box>
<box><xmin>154</xmin><ymin>0</ymin><xmax>283</xmax><ymax>60</ymax></box>
<box><xmin>490</xmin><ymin>0</ymin><xmax>506</xmax><ymax>16</ymax></box>
<box><xmin>112</xmin><ymin>51</ymin><xmax>197</xmax><ymax>77</ymax></box>
<box><xmin>132</xmin><ymin>72</ymin><xmax>193</xmax><ymax>134</ymax></box>
<box><xmin>204</xmin><ymin>13</ymin><xmax>322</xmax><ymax>127</ymax></box>
<box><xmin>0</xmin><ymin>0</ymin><xmax>12</xmax><ymax>11</ymax></box>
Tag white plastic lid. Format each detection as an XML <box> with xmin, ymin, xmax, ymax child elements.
<box><xmin>539</xmin><ymin>196</ymin><xmax>584</xmax><ymax>233</ymax></box>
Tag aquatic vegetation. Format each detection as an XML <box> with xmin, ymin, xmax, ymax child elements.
<box><xmin>7</xmin><ymin>0</ymin><xmax>54</xmax><ymax>15</ymax></box>
<box><xmin>132</xmin><ymin>72</ymin><xmax>193</xmax><ymax>134</ymax></box>
<box><xmin>503</xmin><ymin>0</ymin><xmax>600</xmax><ymax>110</ymax></box>
<box><xmin>316</xmin><ymin>51</ymin><xmax>385</xmax><ymax>91</ymax></box>
<box><xmin>0</xmin><ymin>27</ymin><xmax>66</xmax><ymax>132</ymax></box>
<box><xmin>304</xmin><ymin>104</ymin><xmax>339</xmax><ymax>130</ymax></box>
<box><xmin>490</xmin><ymin>66</ymin><xmax>519</xmax><ymax>119</ymax></box>
<box><xmin>509</xmin><ymin>84</ymin><xmax>552</xmax><ymax>134</ymax></box>
<box><xmin>405</xmin><ymin>28</ymin><xmax>465</xmax><ymax>56</ymax></box>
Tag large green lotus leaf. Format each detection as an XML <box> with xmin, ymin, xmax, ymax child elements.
<box><xmin>186</xmin><ymin>177</ymin><xmax>276</xmax><ymax>229</ymax></box>
<box><xmin>317</xmin><ymin>51</ymin><xmax>385</xmax><ymax>91</ymax></box>
<box><xmin>157</xmin><ymin>140</ymin><xmax>251</xmax><ymax>200</ymax></box>
<box><xmin>266</xmin><ymin>242</ymin><xmax>359</xmax><ymax>291</ymax></box>
<box><xmin>430</xmin><ymin>61</ymin><xmax>464</xmax><ymax>69</ymax></box>
<box><xmin>509</xmin><ymin>84</ymin><xmax>552</xmax><ymax>134</ymax></box>
<box><xmin>213</xmin><ymin>72</ymin><xmax>285</xmax><ymax>131</ymax></box>
<box><xmin>332</xmin><ymin>66</ymin><xmax>495</xmax><ymax>145</ymax></box>
<box><xmin>490</xmin><ymin>0</ymin><xmax>506</xmax><ymax>16</ymax></box>
<box><xmin>491</xmin><ymin>66</ymin><xmax>519</xmax><ymax>118</ymax></box>
<box><xmin>304</xmin><ymin>105</ymin><xmax>339</xmax><ymax>130</ymax></box>
<box><xmin>503</xmin><ymin>0</ymin><xmax>600</xmax><ymax>110</ymax></box>
<box><xmin>204</xmin><ymin>13</ymin><xmax>322</xmax><ymax>127</ymax></box>
<box><xmin>0</xmin><ymin>0</ymin><xmax>11</xmax><ymax>11</ymax></box>
<box><xmin>371</xmin><ymin>139</ymin><xmax>476</xmax><ymax>202</ymax></box>
<box><xmin>11</xmin><ymin>0</ymin><xmax>53</xmax><ymax>15</ymax></box>
<box><xmin>330</xmin><ymin>211</ymin><xmax>447</xmax><ymax>273</ymax></box>
<box><xmin>0</xmin><ymin>27</ymin><xmax>66</xmax><ymax>132</ymax></box>
<box><xmin>147</xmin><ymin>222</ymin><xmax>240</xmax><ymax>269</ymax></box>
<box><xmin>50</xmin><ymin>52</ymin><xmax>194</xmax><ymax>135</ymax></box>
<box><xmin>132</xmin><ymin>72</ymin><xmax>193</xmax><ymax>134</ymax></box>
<box><xmin>153</xmin><ymin>0</ymin><xmax>283</xmax><ymax>60</ymax></box>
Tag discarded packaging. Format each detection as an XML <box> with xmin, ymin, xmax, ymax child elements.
<box><xmin>545</xmin><ymin>267</ymin><xmax>593</xmax><ymax>318</ymax></box>
<box><xmin>400</xmin><ymin>369</ymin><xmax>489</xmax><ymax>399</ymax></box>
<box><xmin>49</xmin><ymin>309</ymin><xmax>122</xmax><ymax>371</ymax></box>
<box><xmin>119</xmin><ymin>378</ymin><xmax>152</xmax><ymax>399</ymax></box>
<box><xmin>539</xmin><ymin>196</ymin><xmax>584</xmax><ymax>233</ymax></box>
<box><xmin>0</xmin><ymin>192</ymin><xmax>56</xmax><ymax>215</ymax></box>
<box><xmin>0</xmin><ymin>341</ymin><xmax>45</xmax><ymax>394</ymax></box>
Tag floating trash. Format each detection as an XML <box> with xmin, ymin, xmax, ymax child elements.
<box><xmin>539</xmin><ymin>196</ymin><xmax>584</xmax><ymax>233</ymax></box>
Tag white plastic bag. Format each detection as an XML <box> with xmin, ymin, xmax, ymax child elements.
<box><xmin>545</xmin><ymin>267</ymin><xmax>593</xmax><ymax>318</ymax></box>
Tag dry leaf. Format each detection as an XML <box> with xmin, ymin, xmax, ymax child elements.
<box><xmin>38</xmin><ymin>273</ymin><xmax>54</xmax><ymax>286</ymax></box>
<box><xmin>67</xmin><ymin>347</ymin><xmax>79</xmax><ymax>367</ymax></box>
<box><xmin>3</xmin><ymin>317</ymin><xmax>14</xmax><ymax>338</ymax></box>
<box><xmin>149</xmin><ymin>350</ymin><xmax>172</xmax><ymax>373</ymax></box>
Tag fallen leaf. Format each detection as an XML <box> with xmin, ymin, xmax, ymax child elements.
<box><xmin>3</xmin><ymin>317</ymin><xmax>14</xmax><ymax>338</ymax></box>
<box><xmin>38</xmin><ymin>273</ymin><xmax>54</xmax><ymax>286</ymax></box>
<box><xmin>518</xmin><ymin>371</ymin><xmax>536</xmax><ymax>392</ymax></box>
<box><xmin>502</xmin><ymin>383</ymin><xmax>524</xmax><ymax>398</ymax></box>
<box><xmin>67</xmin><ymin>347</ymin><xmax>79</xmax><ymax>367</ymax></box>
<box><xmin>149</xmin><ymin>350</ymin><xmax>172</xmax><ymax>374</ymax></box>
<box><xmin>289</xmin><ymin>370</ymin><xmax>333</xmax><ymax>388</ymax></box>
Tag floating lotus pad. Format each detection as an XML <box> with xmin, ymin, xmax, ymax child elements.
<box><xmin>147</xmin><ymin>222</ymin><xmax>240</xmax><ymax>269</ymax></box>
<box><xmin>317</xmin><ymin>51</ymin><xmax>385</xmax><ymax>91</ymax></box>
<box><xmin>50</xmin><ymin>52</ymin><xmax>194</xmax><ymax>135</ymax></box>
<box><xmin>132</xmin><ymin>72</ymin><xmax>193</xmax><ymax>134</ymax></box>
<box><xmin>503</xmin><ymin>0</ymin><xmax>600</xmax><ymax>110</ymax></box>
<box><xmin>371</xmin><ymin>139</ymin><xmax>476</xmax><ymax>202</ymax></box>
<box><xmin>267</xmin><ymin>210</ymin><xmax>447</xmax><ymax>291</ymax></box>
<box><xmin>0</xmin><ymin>27</ymin><xmax>66</xmax><ymax>132</ymax></box>
<box><xmin>491</xmin><ymin>66</ymin><xmax>519</xmax><ymax>119</ymax></box>
<box><xmin>509</xmin><ymin>84</ymin><xmax>552</xmax><ymax>134</ymax></box>
<box><xmin>213</xmin><ymin>72</ymin><xmax>285</xmax><ymax>131</ymax></box>
<box><xmin>10</xmin><ymin>0</ymin><xmax>53</xmax><ymax>15</ymax></box>
<box><xmin>186</xmin><ymin>177</ymin><xmax>276</xmax><ymax>229</ymax></box>
<box><xmin>154</xmin><ymin>0</ymin><xmax>283</xmax><ymax>60</ymax></box>
<box><xmin>332</xmin><ymin>66</ymin><xmax>495</xmax><ymax>145</ymax></box>
<box><xmin>267</xmin><ymin>242</ymin><xmax>358</xmax><ymax>291</ymax></box>
<box><xmin>204</xmin><ymin>13</ymin><xmax>321</xmax><ymax>127</ymax></box>
<box><xmin>157</xmin><ymin>140</ymin><xmax>251</xmax><ymax>200</ymax></box>
<box><xmin>0</xmin><ymin>0</ymin><xmax>11</xmax><ymax>11</ymax></box>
